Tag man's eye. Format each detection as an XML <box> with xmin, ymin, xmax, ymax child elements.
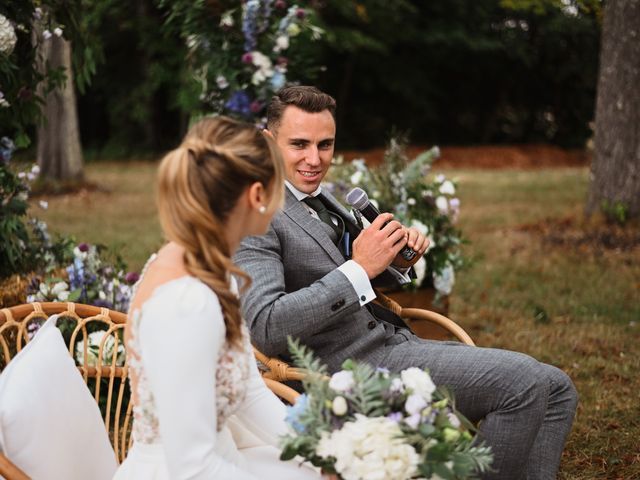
<box><xmin>319</xmin><ymin>143</ymin><xmax>333</xmax><ymax>150</ymax></box>
<box><xmin>291</xmin><ymin>142</ymin><xmax>305</xmax><ymax>148</ymax></box>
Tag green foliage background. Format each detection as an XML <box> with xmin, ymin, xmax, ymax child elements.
<box><xmin>69</xmin><ymin>0</ymin><xmax>600</xmax><ymax>155</ymax></box>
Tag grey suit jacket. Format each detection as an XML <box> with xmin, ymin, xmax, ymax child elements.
<box><xmin>234</xmin><ymin>188</ymin><xmax>405</xmax><ymax>372</ymax></box>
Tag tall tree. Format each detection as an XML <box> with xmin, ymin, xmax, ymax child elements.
<box><xmin>36</xmin><ymin>34</ymin><xmax>83</xmax><ymax>181</ymax></box>
<box><xmin>587</xmin><ymin>0</ymin><xmax>640</xmax><ymax>221</ymax></box>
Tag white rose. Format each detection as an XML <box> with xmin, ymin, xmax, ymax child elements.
<box><xmin>273</xmin><ymin>34</ymin><xmax>289</xmax><ymax>52</ymax></box>
<box><xmin>434</xmin><ymin>264</ymin><xmax>455</xmax><ymax>296</ymax></box>
<box><xmin>316</xmin><ymin>415</ymin><xmax>419</xmax><ymax>480</ymax></box>
<box><xmin>350</xmin><ymin>170</ymin><xmax>363</xmax><ymax>185</ymax></box>
<box><xmin>413</xmin><ymin>256</ymin><xmax>427</xmax><ymax>286</ymax></box>
<box><xmin>215</xmin><ymin>75</ymin><xmax>229</xmax><ymax>89</ymax></box>
<box><xmin>329</xmin><ymin>370</ymin><xmax>354</xmax><ymax>392</ymax></box>
<box><xmin>53</xmin><ymin>27</ymin><xmax>63</xmax><ymax>37</ymax></box>
<box><xmin>439</xmin><ymin>180</ymin><xmax>455</xmax><ymax>195</ymax></box>
<box><xmin>75</xmin><ymin>331</ymin><xmax>125</xmax><ymax>367</ymax></box>
<box><xmin>436</xmin><ymin>195</ymin><xmax>449</xmax><ymax>214</ymax></box>
<box><xmin>42</xmin><ymin>29</ymin><xmax>52</xmax><ymax>40</ymax></box>
<box><xmin>401</xmin><ymin>367</ymin><xmax>436</xmax><ymax>401</ymax></box>
<box><xmin>404</xmin><ymin>393</ymin><xmax>427</xmax><ymax>415</ymax></box>
<box><xmin>435</xmin><ymin>174</ymin><xmax>445</xmax><ymax>183</ymax></box>
<box><xmin>390</xmin><ymin>377</ymin><xmax>404</xmax><ymax>393</ymax></box>
<box><xmin>0</xmin><ymin>14</ymin><xmax>17</xmax><ymax>55</ymax></box>
<box><xmin>332</xmin><ymin>396</ymin><xmax>348</xmax><ymax>416</ymax></box>
<box><xmin>50</xmin><ymin>281</ymin><xmax>69</xmax><ymax>297</ymax></box>
<box><xmin>219</xmin><ymin>11</ymin><xmax>234</xmax><ymax>27</ymax></box>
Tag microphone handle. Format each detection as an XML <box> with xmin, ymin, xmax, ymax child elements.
<box><xmin>357</xmin><ymin>203</ymin><xmax>418</xmax><ymax>262</ymax></box>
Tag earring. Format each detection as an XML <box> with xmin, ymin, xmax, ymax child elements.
<box><xmin>258</xmin><ymin>205</ymin><xmax>266</xmax><ymax>214</ymax></box>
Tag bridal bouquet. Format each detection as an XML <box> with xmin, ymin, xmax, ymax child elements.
<box><xmin>281</xmin><ymin>339</ymin><xmax>493</xmax><ymax>480</ymax></box>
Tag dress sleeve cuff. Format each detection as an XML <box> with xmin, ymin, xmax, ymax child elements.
<box><xmin>338</xmin><ymin>260</ymin><xmax>376</xmax><ymax>306</ymax></box>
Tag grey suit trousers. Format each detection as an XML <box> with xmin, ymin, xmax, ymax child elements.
<box><xmin>235</xmin><ymin>189</ymin><xmax>578</xmax><ymax>480</ymax></box>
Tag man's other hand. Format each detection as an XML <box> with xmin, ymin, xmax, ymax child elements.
<box><xmin>391</xmin><ymin>226</ymin><xmax>430</xmax><ymax>269</ymax></box>
<box><xmin>352</xmin><ymin>213</ymin><xmax>407</xmax><ymax>279</ymax></box>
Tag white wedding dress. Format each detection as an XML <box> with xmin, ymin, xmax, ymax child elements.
<box><xmin>113</xmin><ymin>270</ymin><xmax>319</xmax><ymax>479</ymax></box>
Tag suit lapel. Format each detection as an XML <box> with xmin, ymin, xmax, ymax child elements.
<box><xmin>283</xmin><ymin>189</ymin><xmax>346</xmax><ymax>265</ymax></box>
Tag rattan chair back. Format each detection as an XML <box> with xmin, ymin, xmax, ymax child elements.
<box><xmin>0</xmin><ymin>302</ymin><xmax>132</xmax><ymax>465</ymax></box>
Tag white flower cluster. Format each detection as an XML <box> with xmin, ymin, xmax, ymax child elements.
<box><xmin>0</xmin><ymin>14</ymin><xmax>17</xmax><ymax>56</ymax></box>
<box><xmin>75</xmin><ymin>330</ymin><xmax>126</xmax><ymax>367</ymax></box>
<box><xmin>316</xmin><ymin>414</ymin><xmax>420</xmax><ymax>480</ymax></box>
<box><xmin>27</xmin><ymin>280</ymin><xmax>70</xmax><ymax>303</ymax></box>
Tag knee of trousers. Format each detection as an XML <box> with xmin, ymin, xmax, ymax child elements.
<box><xmin>544</xmin><ymin>364</ymin><xmax>579</xmax><ymax>413</ymax></box>
<box><xmin>496</xmin><ymin>354</ymin><xmax>552</xmax><ymax>413</ymax></box>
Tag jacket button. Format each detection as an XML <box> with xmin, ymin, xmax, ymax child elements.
<box><xmin>367</xmin><ymin>320</ymin><xmax>376</xmax><ymax>329</ymax></box>
<box><xmin>331</xmin><ymin>299</ymin><xmax>345</xmax><ymax>311</ymax></box>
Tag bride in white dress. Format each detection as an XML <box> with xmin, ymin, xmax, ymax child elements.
<box><xmin>114</xmin><ymin>116</ymin><xmax>321</xmax><ymax>479</ymax></box>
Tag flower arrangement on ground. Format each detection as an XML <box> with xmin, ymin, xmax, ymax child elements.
<box><xmin>324</xmin><ymin>136</ymin><xmax>464</xmax><ymax>297</ymax></box>
<box><xmin>27</xmin><ymin>242</ymin><xmax>139</xmax><ymax>313</ymax></box>
<box><xmin>160</xmin><ymin>0</ymin><xmax>324</xmax><ymax>124</ymax></box>
<box><xmin>281</xmin><ymin>338</ymin><xmax>493</xmax><ymax>480</ymax></box>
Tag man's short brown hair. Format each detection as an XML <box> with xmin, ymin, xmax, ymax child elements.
<box><xmin>267</xmin><ymin>85</ymin><xmax>336</xmax><ymax>132</ymax></box>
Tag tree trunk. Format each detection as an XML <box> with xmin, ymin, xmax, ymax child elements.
<box><xmin>37</xmin><ymin>35</ymin><xmax>84</xmax><ymax>181</ymax></box>
<box><xmin>586</xmin><ymin>0</ymin><xmax>640</xmax><ymax>220</ymax></box>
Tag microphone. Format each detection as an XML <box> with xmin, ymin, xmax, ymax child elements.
<box><xmin>345</xmin><ymin>187</ymin><xmax>418</xmax><ymax>265</ymax></box>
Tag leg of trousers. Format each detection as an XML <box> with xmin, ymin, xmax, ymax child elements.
<box><xmin>379</xmin><ymin>335</ymin><xmax>578</xmax><ymax>480</ymax></box>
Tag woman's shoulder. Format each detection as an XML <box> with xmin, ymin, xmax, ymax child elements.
<box><xmin>142</xmin><ymin>276</ymin><xmax>223</xmax><ymax>321</ymax></box>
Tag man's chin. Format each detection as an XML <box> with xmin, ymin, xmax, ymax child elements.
<box><xmin>291</xmin><ymin>178</ymin><xmax>321</xmax><ymax>194</ymax></box>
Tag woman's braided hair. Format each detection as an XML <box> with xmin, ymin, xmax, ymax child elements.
<box><xmin>157</xmin><ymin>116</ymin><xmax>283</xmax><ymax>347</ymax></box>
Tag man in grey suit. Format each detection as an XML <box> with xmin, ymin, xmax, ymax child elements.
<box><xmin>235</xmin><ymin>86</ymin><xmax>577</xmax><ymax>480</ymax></box>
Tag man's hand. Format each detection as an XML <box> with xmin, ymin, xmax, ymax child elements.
<box><xmin>351</xmin><ymin>213</ymin><xmax>408</xmax><ymax>279</ymax></box>
<box><xmin>391</xmin><ymin>226</ymin><xmax>430</xmax><ymax>269</ymax></box>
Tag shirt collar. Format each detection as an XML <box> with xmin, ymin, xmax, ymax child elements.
<box><xmin>285</xmin><ymin>180</ymin><xmax>322</xmax><ymax>201</ymax></box>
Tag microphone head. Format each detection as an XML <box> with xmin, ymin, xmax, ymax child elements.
<box><xmin>345</xmin><ymin>187</ymin><xmax>369</xmax><ymax>210</ymax></box>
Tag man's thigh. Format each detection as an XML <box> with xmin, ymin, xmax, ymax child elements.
<box><xmin>380</xmin><ymin>337</ymin><xmax>547</xmax><ymax>422</ymax></box>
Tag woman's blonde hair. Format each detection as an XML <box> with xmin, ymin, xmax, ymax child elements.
<box><xmin>157</xmin><ymin>116</ymin><xmax>283</xmax><ymax>346</ymax></box>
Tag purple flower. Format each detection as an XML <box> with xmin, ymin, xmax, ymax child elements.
<box><xmin>275</xmin><ymin>0</ymin><xmax>287</xmax><ymax>9</ymax></box>
<box><xmin>249</xmin><ymin>100</ymin><xmax>263</xmax><ymax>114</ymax></box>
<box><xmin>241</xmin><ymin>52</ymin><xmax>253</xmax><ymax>64</ymax></box>
<box><xmin>225</xmin><ymin>91</ymin><xmax>252</xmax><ymax>118</ymax></box>
<box><xmin>387</xmin><ymin>412</ymin><xmax>403</xmax><ymax>423</ymax></box>
<box><xmin>296</xmin><ymin>8</ymin><xmax>306</xmax><ymax>19</ymax></box>
<box><xmin>78</xmin><ymin>242</ymin><xmax>89</xmax><ymax>252</ymax></box>
<box><xmin>125</xmin><ymin>271</ymin><xmax>140</xmax><ymax>284</ymax></box>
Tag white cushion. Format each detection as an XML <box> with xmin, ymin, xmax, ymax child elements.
<box><xmin>0</xmin><ymin>315</ymin><xmax>117</xmax><ymax>480</ymax></box>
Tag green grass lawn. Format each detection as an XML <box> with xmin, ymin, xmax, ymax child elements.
<box><xmin>35</xmin><ymin>162</ymin><xmax>639</xmax><ymax>479</ymax></box>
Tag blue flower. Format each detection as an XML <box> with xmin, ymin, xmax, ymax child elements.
<box><xmin>225</xmin><ymin>91</ymin><xmax>252</xmax><ymax>118</ymax></box>
<box><xmin>285</xmin><ymin>393</ymin><xmax>309</xmax><ymax>434</ymax></box>
<box><xmin>0</xmin><ymin>137</ymin><xmax>15</xmax><ymax>164</ymax></box>
<box><xmin>242</xmin><ymin>0</ymin><xmax>260</xmax><ymax>52</ymax></box>
<box><xmin>270</xmin><ymin>71</ymin><xmax>286</xmax><ymax>90</ymax></box>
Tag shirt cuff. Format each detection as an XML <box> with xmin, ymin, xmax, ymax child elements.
<box><xmin>338</xmin><ymin>260</ymin><xmax>376</xmax><ymax>306</ymax></box>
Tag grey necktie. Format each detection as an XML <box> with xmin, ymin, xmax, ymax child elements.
<box><xmin>302</xmin><ymin>195</ymin><xmax>342</xmax><ymax>240</ymax></box>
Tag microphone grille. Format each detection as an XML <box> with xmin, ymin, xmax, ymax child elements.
<box><xmin>345</xmin><ymin>187</ymin><xmax>369</xmax><ymax>210</ymax></box>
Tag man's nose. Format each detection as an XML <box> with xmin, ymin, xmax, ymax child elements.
<box><xmin>305</xmin><ymin>146</ymin><xmax>321</xmax><ymax>166</ymax></box>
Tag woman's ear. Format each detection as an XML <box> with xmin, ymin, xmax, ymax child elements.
<box><xmin>263</xmin><ymin>128</ymin><xmax>275</xmax><ymax>140</ymax></box>
<box><xmin>246</xmin><ymin>181</ymin><xmax>266</xmax><ymax>213</ymax></box>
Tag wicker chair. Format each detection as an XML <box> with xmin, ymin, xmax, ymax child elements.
<box><xmin>253</xmin><ymin>289</ymin><xmax>475</xmax><ymax>389</ymax></box>
<box><xmin>0</xmin><ymin>301</ymin><xmax>299</xmax><ymax>480</ymax></box>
